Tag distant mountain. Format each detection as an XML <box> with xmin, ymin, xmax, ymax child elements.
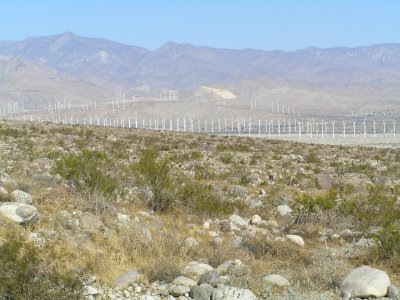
<box><xmin>0</xmin><ymin>32</ymin><xmax>400</xmax><ymax>113</ymax></box>
<box><xmin>0</xmin><ymin>57</ymin><xmax>112</xmax><ymax>108</ymax></box>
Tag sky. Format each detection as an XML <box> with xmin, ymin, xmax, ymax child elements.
<box><xmin>0</xmin><ymin>0</ymin><xmax>399</xmax><ymax>51</ymax></box>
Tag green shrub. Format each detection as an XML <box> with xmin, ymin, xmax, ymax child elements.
<box><xmin>0</xmin><ymin>239</ymin><xmax>82</xmax><ymax>299</ymax></box>
<box><xmin>220</xmin><ymin>153</ymin><xmax>234</xmax><ymax>164</ymax></box>
<box><xmin>372</xmin><ymin>224</ymin><xmax>400</xmax><ymax>269</ymax></box>
<box><xmin>134</xmin><ymin>148</ymin><xmax>176</xmax><ymax>211</ymax></box>
<box><xmin>53</xmin><ymin>149</ymin><xmax>118</xmax><ymax>195</ymax></box>
<box><xmin>295</xmin><ymin>189</ymin><xmax>337</xmax><ymax>211</ymax></box>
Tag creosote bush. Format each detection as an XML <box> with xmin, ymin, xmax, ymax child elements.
<box><xmin>53</xmin><ymin>149</ymin><xmax>118</xmax><ymax>195</ymax></box>
<box><xmin>0</xmin><ymin>239</ymin><xmax>82</xmax><ymax>299</ymax></box>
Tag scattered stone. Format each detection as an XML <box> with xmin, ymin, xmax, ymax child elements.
<box><xmin>286</xmin><ymin>234</ymin><xmax>305</xmax><ymax>247</ymax></box>
<box><xmin>80</xmin><ymin>212</ymin><xmax>105</xmax><ymax>233</ymax></box>
<box><xmin>203</xmin><ymin>221</ymin><xmax>210</xmax><ymax>230</ymax></box>
<box><xmin>184</xmin><ymin>261</ymin><xmax>214</xmax><ymax>277</ymax></box>
<box><xmin>189</xmin><ymin>284</ymin><xmax>214</xmax><ymax>300</ymax></box>
<box><xmin>10</xmin><ymin>190</ymin><xmax>32</xmax><ymax>204</ymax></box>
<box><xmin>211</xmin><ymin>286</ymin><xmax>257</xmax><ymax>300</ymax></box>
<box><xmin>229</xmin><ymin>214</ymin><xmax>248</xmax><ymax>228</ymax></box>
<box><xmin>227</xmin><ymin>185</ymin><xmax>247</xmax><ymax>199</ymax></box>
<box><xmin>220</xmin><ymin>220</ymin><xmax>232</xmax><ymax>232</ymax></box>
<box><xmin>115</xmin><ymin>270</ymin><xmax>141</xmax><ymax>289</ymax></box>
<box><xmin>259</xmin><ymin>189</ymin><xmax>267</xmax><ymax>196</ymax></box>
<box><xmin>263</xmin><ymin>274</ymin><xmax>290</xmax><ymax>287</ymax></box>
<box><xmin>276</xmin><ymin>205</ymin><xmax>292</xmax><ymax>216</ymax></box>
<box><xmin>340</xmin><ymin>266</ymin><xmax>391</xmax><ymax>299</ymax></box>
<box><xmin>250</xmin><ymin>214</ymin><xmax>262</xmax><ymax>225</ymax></box>
<box><xmin>0</xmin><ymin>202</ymin><xmax>39</xmax><ymax>225</ymax></box>
<box><xmin>173</xmin><ymin>276</ymin><xmax>197</xmax><ymax>288</ymax></box>
<box><xmin>169</xmin><ymin>285</ymin><xmax>190</xmax><ymax>297</ymax></box>
<box><xmin>199</xmin><ymin>270</ymin><xmax>220</xmax><ymax>287</ymax></box>
<box><xmin>0</xmin><ymin>187</ymin><xmax>9</xmax><ymax>201</ymax></box>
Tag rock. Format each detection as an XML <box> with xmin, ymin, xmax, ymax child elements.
<box><xmin>107</xmin><ymin>135</ymin><xmax>118</xmax><ymax>142</ymax></box>
<box><xmin>169</xmin><ymin>285</ymin><xmax>190</xmax><ymax>297</ymax></box>
<box><xmin>276</xmin><ymin>205</ymin><xmax>292</xmax><ymax>216</ymax></box>
<box><xmin>265</xmin><ymin>220</ymin><xmax>279</xmax><ymax>230</ymax></box>
<box><xmin>115</xmin><ymin>270</ymin><xmax>141</xmax><ymax>289</ymax></box>
<box><xmin>263</xmin><ymin>274</ymin><xmax>290</xmax><ymax>287</ymax></box>
<box><xmin>80</xmin><ymin>212</ymin><xmax>105</xmax><ymax>233</ymax></box>
<box><xmin>340</xmin><ymin>266</ymin><xmax>391</xmax><ymax>299</ymax></box>
<box><xmin>203</xmin><ymin>221</ymin><xmax>210</xmax><ymax>230</ymax></box>
<box><xmin>227</xmin><ymin>185</ymin><xmax>247</xmax><ymax>199</ymax></box>
<box><xmin>0</xmin><ymin>187</ymin><xmax>9</xmax><ymax>201</ymax></box>
<box><xmin>84</xmin><ymin>285</ymin><xmax>100</xmax><ymax>296</ymax></box>
<box><xmin>173</xmin><ymin>276</ymin><xmax>197</xmax><ymax>288</ymax></box>
<box><xmin>184</xmin><ymin>261</ymin><xmax>213</xmax><ymax>277</ymax></box>
<box><xmin>141</xmin><ymin>226</ymin><xmax>152</xmax><ymax>241</ymax></box>
<box><xmin>220</xmin><ymin>220</ymin><xmax>232</xmax><ymax>232</ymax></box>
<box><xmin>184</xmin><ymin>237</ymin><xmax>199</xmax><ymax>247</ymax></box>
<box><xmin>27</xmin><ymin>232</ymin><xmax>46</xmax><ymax>249</ymax></box>
<box><xmin>199</xmin><ymin>270</ymin><xmax>220</xmax><ymax>287</ymax></box>
<box><xmin>116</xmin><ymin>213</ymin><xmax>131</xmax><ymax>226</ymax></box>
<box><xmin>286</xmin><ymin>235</ymin><xmax>305</xmax><ymax>247</ymax></box>
<box><xmin>211</xmin><ymin>286</ymin><xmax>257</xmax><ymax>300</ymax></box>
<box><xmin>0</xmin><ymin>202</ymin><xmax>39</xmax><ymax>225</ymax></box>
<box><xmin>0</xmin><ymin>172</ymin><xmax>11</xmax><ymax>184</ymax></box>
<box><xmin>229</xmin><ymin>214</ymin><xmax>248</xmax><ymax>228</ymax></box>
<box><xmin>245</xmin><ymin>198</ymin><xmax>263</xmax><ymax>208</ymax></box>
<box><xmin>250</xmin><ymin>214</ymin><xmax>262</xmax><ymax>225</ymax></box>
<box><xmin>269</xmin><ymin>172</ymin><xmax>278</xmax><ymax>181</ymax></box>
<box><xmin>189</xmin><ymin>284</ymin><xmax>214</xmax><ymax>300</ymax></box>
<box><xmin>10</xmin><ymin>190</ymin><xmax>32</xmax><ymax>204</ymax></box>
<box><xmin>259</xmin><ymin>189</ymin><xmax>267</xmax><ymax>196</ymax></box>
<box><xmin>388</xmin><ymin>285</ymin><xmax>399</xmax><ymax>299</ymax></box>
<box><xmin>316</xmin><ymin>173</ymin><xmax>334</xmax><ymax>190</ymax></box>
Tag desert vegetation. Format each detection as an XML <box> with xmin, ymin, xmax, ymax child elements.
<box><xmin>0</xmin><ymin>120</ymin><xmax>399</xmax><ymax>299</ymax></box>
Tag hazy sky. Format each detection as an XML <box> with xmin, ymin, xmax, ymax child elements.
<box><xmin>1</xmin><ymin>0</ymin><xmax>399</xmax><ymax>51</ymax></box>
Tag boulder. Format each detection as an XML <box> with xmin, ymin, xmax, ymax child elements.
<box><xmin>198</xmin><ymin>270</ymin><xmax>220</xmax><ymax>287</ymax></box>
<box><xmin>115</xmin><ymin>270</ymin><xmax>141</xmax><ymax>289</ymax></box>
<box><xmin>211</xmin><ymin>286</ymin><xmax>257</xmax><ymax>300</ymax></box>
<box><xmin>250</xmin><ymin>214</ymin><xmax>262</xmax><ymax>225</ymax></box>
<box><xmin>190</xmin><ymin>284</ymin><xmax>214</xmax><ymax>300</ymax></box>
<box><xmin>286</xmin><ymin>235</ymin><xmax>305</xmax><ymax>247</ymax></box>
<box><xmin>0</xmin><ymin>187</ymin><xmax>9</xmax><ymax>201</ymax></box>
<box><xmin>10</xmin><ymin>190</ymin><xmax>32</xmax><ymax>204</ymax></box>
<box><xmin>169</xmin><ymin>285</ymin><xmax>190</xmax><ymax>297</ymax></box>
<box><xmin>184</xmin><ymin>261</ymin><xmax>213</xmax><ymax>277</ymax></box>
<box><xmin>229</xmin><ymin>214</ymin><xmax>248</xmax><ymax>228</ymax></box>
<box><xmin>263</xmin><ymin>274</ymin><xmax>290</xmax><ymax>287</ymax></box>
<box><xmin>173</xmin><ymin>276</ymin><xmax>197</xmax><ymax>288</ymax></box>
<box><xmin>0</xmin><ymin>202</ymin><xmax>39</xmax><ymax>225</ymax></box>
<box><xmin>276</xmin><ymin>205</ymin><xmax>292</xmax><ymax>216</ymax></box>
<box><xmin>340</xmin><ymin>266</ymin><xmax>391</xmax><ymax>299</ymax></box>
<box><xmin>80</xmin><ymin>212</ymin><xmax>105</xmax><ymax>233</ymax></box>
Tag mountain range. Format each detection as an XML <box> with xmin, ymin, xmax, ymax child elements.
<box><xmin>1</xmin><ymin>32</ymin><xmax>400</xmax><ymax>114</ymax></box>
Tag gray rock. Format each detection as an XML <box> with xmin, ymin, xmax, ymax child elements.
<box><xmin>316</xmin><ymin>173</ymin><xmax>334</xmax><ymax>190</ymax></box>
<box><xmin>80</xmin><ymin>212</ymin><xmax>105</xmax><ymax>233</ymax></box>
<box><xmin>263</xmin><ymin>274</ymin><xmax>290</xmax><ymax>287</ymax></box>
<box><xmin>286</xmin><ymin>234</ymin><xmax>305</xmax><ymax>247</ymax></box>
<box><xmin>227</xmin><ymin>185</ymin><xmax>247</xmax><ymax>199</ymax></box>
<box><xmin>0</xmin><ymin>202</ymin><xmax>39</xmax><ymax>225</ymax></box>
<box><xmin>115</xmin><ymin>270</ymin><xmax>141</xmax><ymax>289</ymax></box>
<box><xmin>229</xmin><ymin>214</ymin><xmax>248</xmax><ymax>228</ymax></box>
<box><xmin>184</xmin><ymin>261</ymin><xmax>213</xmax><ymax>277</ymax></box>
<box><xmin>169</xmin><ymin>285</ymin><xmax>190</xmax><ymax>297</ymax></box>
<box><xmin>220</xmin><ymin>220</ymin><xmax>233</xmax><ymax>232</ymax></box>
<box><xmin>388</xmin><ymin>285</ymin><xmax>399</xmax><ymax>299</ymax></box>
<box><xmin>276</xmin><ymin>205</ymin><xmax>292</xmax><ymax>216</ymax></box>
<box><xmin>0</xmin><ymin>187</ymin><xmax>9</xmax><ymax>201</ymax></box>
<box><xmin>199</xmin><ymin>270</ymin><xmax>220</xmax><ymax>287</ymax></box>
<box><xmin>10</xmin><ymin>190</ymin><xmax>32</xmax><ymax>204</ymax></box>
<box><xmin>0</xmin><ymin>172</ymin><xmax>11</xmax><ymax>184</ymax></box>
<box><xmin>250</xmin><ymin>214</ymin><xmax>262</xmax><ymax>225</ymax></box>
<box><xmin>190</xmin><ymin>284</ymin><xmax>214</xmax><ymax>300</ymax></box>
<box><xmin>211</xmin><ymin>286</ymin><xmax>257</xmax><ymax>300</ymax></box>
<box><xmin>340</xmin><ymin>266</ymin><xmax>391</xmax><ymax>299</ymax></box>
<box><xmin>173</xmin><ymin>276</ymin><xmax>197</xmax><ymax>288</ymax></box>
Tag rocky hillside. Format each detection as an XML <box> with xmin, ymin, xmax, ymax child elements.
<box><xmin>0</xmin><ymin>120</ymin><xmax>399</xmax><ymax>299</ymax></box>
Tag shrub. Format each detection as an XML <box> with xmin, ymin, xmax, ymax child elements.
<box><xmin>0</xmin><ymin>239</ymin><xmax>82</xmax><ymax>299</ymax></box>
<box><xmin>134</xmin><ymin>148</ymin><xmax>176</xmax><ymax>211</ymax></box>
<box><xmin>294</xmin><ymin>189</ymin><xmax>337</xmax><ymax>212</ymax></box>
<box><xmin>53</xmin><ymin>149</ymin><xmax>118</xmax><ymax>195</ymax></box>
<box><xmin>372</xmin><ymin>224</ymin><xmax>400</xmax><ymax>268</ymax></box>
<box><xmin>220</xmin><ymin>153</ymin><xmax>234</xmax><ymax>164</ymax></box>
